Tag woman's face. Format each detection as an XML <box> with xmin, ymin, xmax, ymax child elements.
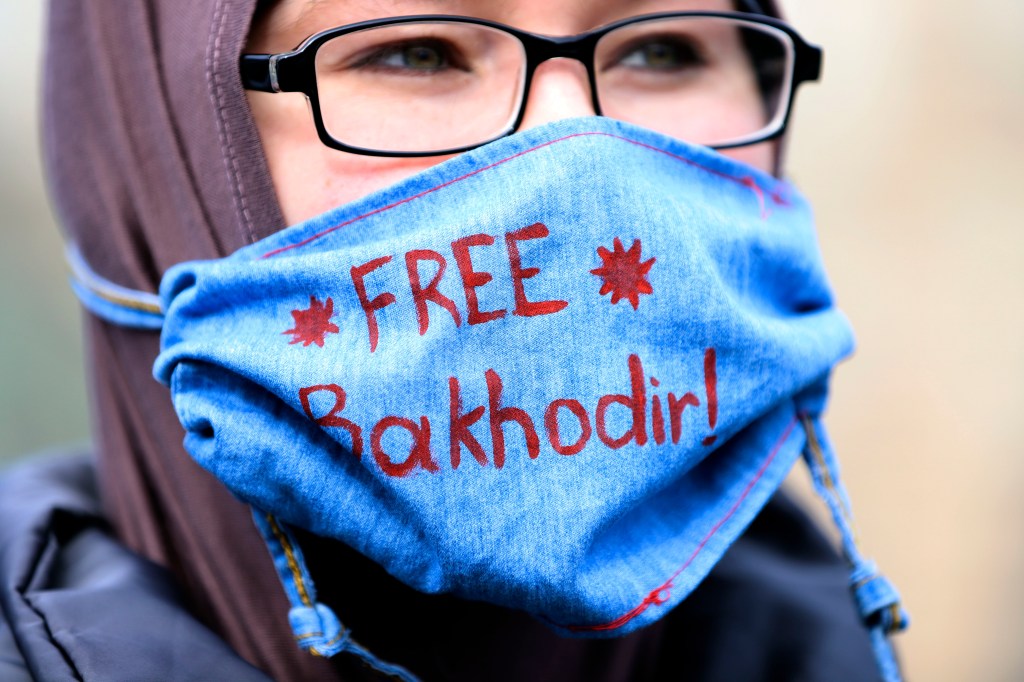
<box><xmin>247</xmin><ymin>0</ymin><xmax>777</xmax><ymax>226</ymax></box>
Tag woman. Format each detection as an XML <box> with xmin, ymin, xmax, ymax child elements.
<box><xmin>0</xmin><ymin>0</ymin><xmax>905</xmax><ymax>680</ymax></box>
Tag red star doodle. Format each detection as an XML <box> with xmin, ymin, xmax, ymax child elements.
<box><xmin>283</xmin><ymin>295</ymin><xmax>340</xmax><ymax>347</ymax></box>
<box><xmin>590</xmin><ymin>237</ymin><xmax>656</xmax><ymax>310</ymax></box>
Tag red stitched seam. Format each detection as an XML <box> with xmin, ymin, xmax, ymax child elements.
<box><xmin>261</xmin><ymin>132</ymin><xmax>781</xmax><ymax>259</ymax></box>
<box><xmin>566</xmin><ymin>415</ymin><xmax>799</xmax><ymax>633</ymax></box>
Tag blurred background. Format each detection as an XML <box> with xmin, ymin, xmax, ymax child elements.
<box><xmin>1</xmin><ymin>1</ymin><xmax>1021</xmax><ymax>679</ymax></box>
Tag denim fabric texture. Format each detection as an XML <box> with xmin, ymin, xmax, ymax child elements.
<box><xmin>149</xmin><ymin>117</ymin><xmax>856</xmax><ymax>637</ymax></box>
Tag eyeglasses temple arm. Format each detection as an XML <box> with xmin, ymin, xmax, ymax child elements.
<box><xmin>241</xmin><ymin>52</ymin><xmax>308</xmax><ymax>93</ymax></box>
<box><xmin>240</xmin><ymin>54</ymin><xmax>278</xmax><ymax>92</ymax></box>
<box><xmin>796</xmin><ymin>44</ymin><xmax>823</xmax><ymax>84</ymax></box>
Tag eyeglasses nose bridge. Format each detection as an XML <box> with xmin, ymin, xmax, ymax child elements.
<box><xmin>520</xmin><ymin>34</ymin><xmax>602</xmax><ymax>114</ymax></box>
<box><xmin>523</xmin><ymin>33</ymin><xmax>595</xmax><ymax>70</ymax></box>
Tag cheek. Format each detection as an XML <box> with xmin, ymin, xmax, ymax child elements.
<box><xmin>276</xmin><ymin>154</ymin><xmax>448</xmax><ymax>227</ymax></box>
<box><xmin>721</xmin><ymin>140</ymin><xmax>776</xmax><ymax>176</ymax></box>
<box><xmin>248</xmin><ymin>91</ymin><xmax>453</xmax><ymax>226</ymax></box>
<box><xmin>248</xmin><ymin>90</ymin><xmax>779</xmax><ymax>228</ymax></box>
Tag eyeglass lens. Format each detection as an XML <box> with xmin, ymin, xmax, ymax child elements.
<box><xmin>313</xmin><ymin>17</ymin><xmax>794</xmax><ymax>154</ymax></box>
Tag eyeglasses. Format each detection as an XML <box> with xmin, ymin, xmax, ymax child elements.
<box><xmin>241</xmin><ymin>12</ymin><xmax>822</xmax><ymax>157</ymax></box>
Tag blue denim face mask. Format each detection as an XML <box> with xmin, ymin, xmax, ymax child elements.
<box><xmin>69</xmin><ymin>117</ymin><xmax>907</xmax><ymax>682</ymax></box>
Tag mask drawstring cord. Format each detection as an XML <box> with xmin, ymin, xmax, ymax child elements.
<box><xmin>64</xmin><ymin>243</ymin><xmax>166</xmax><ymax>330</ymax></box>
<box><xmin>799</xmin><ymin>415</ymin><xmax>909</xmax><ymax>682</ymax></box>
<box><xmin>250</xmin><ymin>510</ymin><xmax>422</xmax><ymax>682</ymax></box>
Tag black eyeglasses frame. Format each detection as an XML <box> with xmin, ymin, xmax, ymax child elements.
<box><xmin>240</xmin><ymin>11</ymin><xmax>823</xmax><ymax>158</ymax></box>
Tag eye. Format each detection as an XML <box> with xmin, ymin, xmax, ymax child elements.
<box><xmin>394</xmin><ymin>43</ymin><xmax>445</xmax><ymax>70</ymax></box>
<box><xmin>352</xmin><ymin>39</ymin><xmax>464</xmax><ymax>73</ymax></box>
<box><xmin>615</xmin><ymin>38</ymin><xmax>704</xmax><ymax>71</ymax></box>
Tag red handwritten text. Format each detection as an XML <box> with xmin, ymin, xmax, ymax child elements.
<box><xmin>351</xmin><ymin>224</ymin><xmax>568</xmax><ymax>352</ymax></box>
<box><xmin>298</xmin><ymin>350</ymin><xmax>719</xmax><ymax>478</ymax></box>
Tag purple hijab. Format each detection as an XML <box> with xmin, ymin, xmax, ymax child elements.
<box><xmin>43</xmin><ymin>2</ymin><xmax>783</xmax><ymax>680</ymax></box>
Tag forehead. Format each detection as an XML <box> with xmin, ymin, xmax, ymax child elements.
<box><xmin>300</xmin><ymin>0</ymin><xmax>740</xmax><ymax>22</ymax></box>
<box><xmin>257</xmin><ymin>0</ymin><xmax>741</xmax><ymax>49</ymax></box>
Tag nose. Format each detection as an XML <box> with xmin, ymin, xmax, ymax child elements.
<box><xmin>517</xmin><ymin>58</ymin><xmax>597</xmax><ymax>132</ymax></box>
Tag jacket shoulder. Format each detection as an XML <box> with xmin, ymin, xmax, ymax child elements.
<box><xmin>0</xmin><ymin>453</ymin><xmax>271</xmax><ymax>681</ymax></box>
